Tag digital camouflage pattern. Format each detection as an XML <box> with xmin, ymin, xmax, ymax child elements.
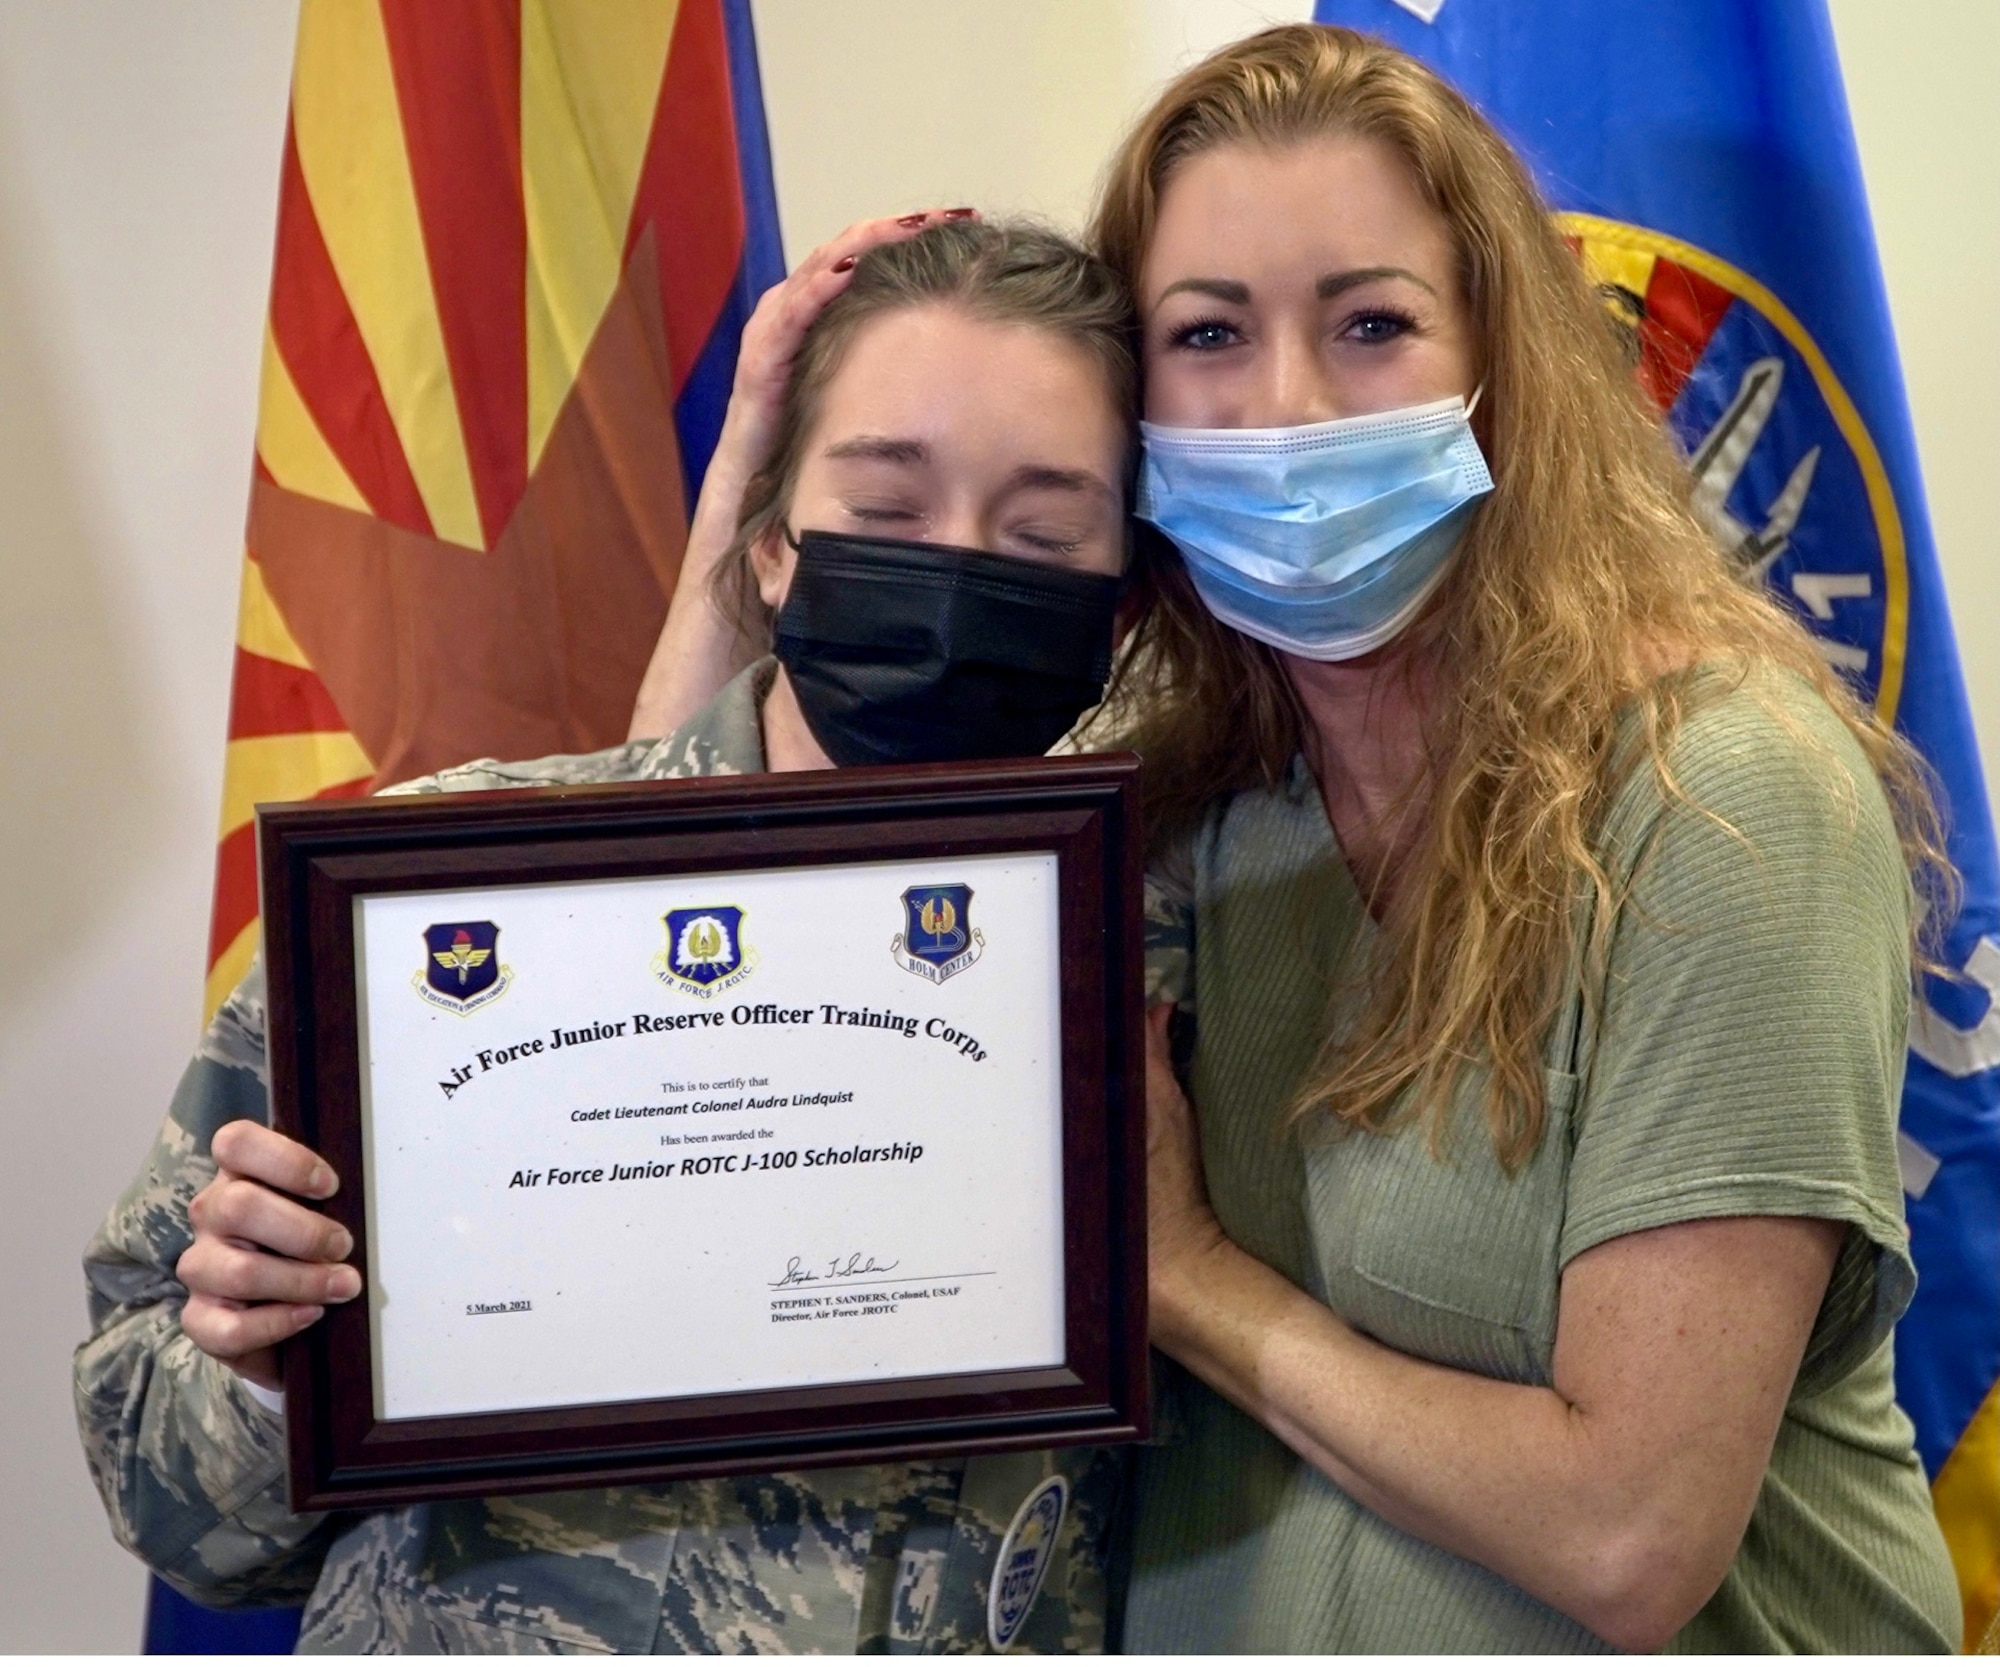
<box><xmin>75</xmin><ymin>660</ymin><xmax>1125</xmax><ymax>1653</ymax></box>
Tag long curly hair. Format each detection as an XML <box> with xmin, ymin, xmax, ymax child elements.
<box><xmin>1089</xmin><ymin>24</ymin><xmax>1950</xmax><ymax>1168</ymax></box>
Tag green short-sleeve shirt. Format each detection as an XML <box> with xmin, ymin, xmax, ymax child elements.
<box><xmin>1125</xmin><ymin>669</ymin><xmax>1959</xmax><ymax>1653</ymax></box>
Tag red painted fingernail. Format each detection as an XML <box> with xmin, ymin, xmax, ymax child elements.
<box><xmin>942</xmin><ymin>207</ymin><xmax>976</xmax><ymax>220</ymax></box>
<box><xmin>896</xmin><ymin>212</ymin><xmax>929</xmax><ymax>229</ymax></box>
<box><xmin>832</xmin><ymin>255</ymin><xmax>856</xmax><ymax>273</ymax></box>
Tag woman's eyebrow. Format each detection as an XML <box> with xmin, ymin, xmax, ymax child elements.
<box><xmin>1318</xmin><ymin>265</ymin><xmax>1436</xmax><ymax>299</ymax></box>
<box><xmin>823</xmin><ymin>436</ymin><xmax>928</xmax><ymax>464</ymax></box>
<box><xmin>1006</xmin><ymin>464</ymin><xmax>1118</xmax><ymax>500</ymax></box>
<box><xmin>1156</xmin><ymin>276</ymin><xmax>1251</xmax><ymax>306</ymax></box>
<box><xmin>1154</xmin><ymin>269</ymin><xmax>1436</xmax><ymax>305</ymax></box>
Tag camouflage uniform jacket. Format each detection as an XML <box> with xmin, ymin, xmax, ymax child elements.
<box><xmin>75</xmin><ymin>659</ymin><xmax>1124</xmax><ymax>1654</ymax></box>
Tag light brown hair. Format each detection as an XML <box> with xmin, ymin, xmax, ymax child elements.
<box><xmin>714</xmin><ymin>218</ymin><xmax>1137</xmax><ymax>633</ymax></box>
<box><xmin>1090</xmin><ymin>24</ymin><xmax>1950</xmax><ymax>1167</ymax></box>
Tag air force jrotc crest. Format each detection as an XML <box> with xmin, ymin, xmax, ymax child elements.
<box><xmin>891</xmin><ymin>883</ymin><xmax>985</xmax><ymax>984</ymax></box>
<box><xmin>654</xmin><ymin>905</ymin><xmax>756</xmax><ymax>998</ymax></box>
<box><xmin>987</xmin><ymin>1474</ymin><xmax>1066</xmax><ymax>1651</ymax></box>
<box><xmin>414</xmin><ymin>921</ymin><xmax>511</xmax><ymax>1014</ymax></box>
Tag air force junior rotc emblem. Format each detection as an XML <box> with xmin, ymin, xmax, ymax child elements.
<box><xmin>892</xmin><ymin>883</ymin><xmax>985</xmax><ymax>984</ymax></box>
<box><xmin>654</xmin><ymin>905</ymin><xmax>756</xmax><ymax>998</ymax></box>
<box><xmin>987</xmin><ymin>1474</ymin><xmax>1066</xmax><ymax>1651</ymax></box>
<box><xmin>415</xmin><ymin>922</ymin><xmax>511</xmax><ymax>1014</ymax></box>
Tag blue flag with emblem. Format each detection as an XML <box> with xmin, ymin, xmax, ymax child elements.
<box><xmin>1310</xmin><ymin>0</ymin><xmax>2000</xmax><ymax>1644</ymax></box>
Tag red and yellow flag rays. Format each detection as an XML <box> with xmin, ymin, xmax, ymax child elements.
<box><xmin>381</xmin><ymin>1</ymin><xmax>529</xmax><ymax>548</ymax></box>
<box><xmin>209</xmin><ymin>0</ymin><xmax>754</xmax><ymax>1020</ymax></box>
<box><xmin>1566</xmin><ymin>229</ymin><xmax>1736</xmax><ymax>414</ymax></box>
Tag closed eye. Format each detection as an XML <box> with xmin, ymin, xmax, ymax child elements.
<box><xmin>1012</xmin><ymin>528</ymin><xmax>1084</xmax><ymax>557</ymax></box>
<box><xmin>842</xmin><ymin>501</ymin><xmax>925</xmax><ymax>525</ymax></box>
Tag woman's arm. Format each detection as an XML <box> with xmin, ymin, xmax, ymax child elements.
<box><xmin>74</xmin><ymin>964</ymin><xmax>336</xmax><ymax>1604</ymax></box>
<box><xmin>628</xmin><ymin>209</ymin><xmax>972</xmax><ymax>739</ymax></box>
<box><xmin>1145</xmin><ymin>1007</ymin><xmax>1840</xmax><ymax>1653</ymax></box>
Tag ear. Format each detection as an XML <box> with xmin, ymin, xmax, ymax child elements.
<box><xmin>750</xmin><ymin>522</ymin><xmax>795</xmax><ymax>611</ymax></box>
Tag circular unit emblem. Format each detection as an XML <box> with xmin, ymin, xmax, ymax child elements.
<box><xmin>987</xmin><ymin>1474</ymin><xmax>1067</xmax><ymax>1652</ymax></box>
<box><xmin>1561</xmin><ymin>213</ymin><xmax>1908</xmax><ymax>722</ymax></box>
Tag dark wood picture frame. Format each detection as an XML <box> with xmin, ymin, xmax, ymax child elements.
<box><xmin>258</xmin><ymin>753</ymin><xmax>1148</xmax><ymax>1511</ymax></box>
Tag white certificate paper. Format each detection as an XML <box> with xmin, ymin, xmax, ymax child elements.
<box><xmin>352</xmin><ymin>851</ymin><xmax>1066</xmax><ymax>1421</ymax></box>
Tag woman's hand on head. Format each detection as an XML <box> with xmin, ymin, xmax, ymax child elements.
<box><xmin>722</xmin><ymin>210</ymin><xmax>976</xmax><ymax>472</ymax></box>
<box><xmin>628</xmin><ymin>208</ymin><xmax>976</xmax><ymax>741</ymax></box>
<box><xmin>176</xmin><ymin>1120</ymin><xmax>361</xmax><ymax>1393</ymax></box>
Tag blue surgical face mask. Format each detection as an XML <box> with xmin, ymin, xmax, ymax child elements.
<box><xmin>1136</xmin><ymin>391</ymin><xmax>1493</xmax><ymax>660</ymax></box>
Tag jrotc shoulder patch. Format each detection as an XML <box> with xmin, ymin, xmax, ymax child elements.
<box><xmin>987</xmin><ymin>1474</ymin><xmax>1066</xmax><ymax>1652</ymax></box>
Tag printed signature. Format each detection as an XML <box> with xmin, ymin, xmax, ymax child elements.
<box><xmin>769</xmin><ymin>1252</ymin><xmax>901</xmax><ymax>1289</ymax></box>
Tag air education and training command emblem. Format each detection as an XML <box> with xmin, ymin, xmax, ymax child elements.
<box><xmin>987</xmin><ymin>1474</ymin><xmax>1067</xmax><ymax>1652</ymax></box>
<box><xmin>654</xmin><ymin>905</ymin><xmax>756</xmax><ymax>998</ymax></box>
<box><xmin>892</xmin><ymin>883</ymin><xmax>985</xmax><ymax>984</ymax></box>
<box><xmin>415</xmin><ymin>922</ymin><xmax>511</xmax><ymax>1015</ymax></box>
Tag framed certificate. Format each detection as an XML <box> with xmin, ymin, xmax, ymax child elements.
<box><xmin>258</xmin><ymin>754</ymin><xmax>1147</xmax><ymax>1510</ymax></box>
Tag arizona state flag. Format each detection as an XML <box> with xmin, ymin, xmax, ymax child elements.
<box><xmin>1314</xmin><ymin>0</ymin><xmax>2000</xmax><ymax>1645</ymax></box>
<box><xmin>202</xmin><ymin>0</ymin><xmax>783</xmax><ymax>1025</ymax></box>
<box><xmin>151</xmin><ymin>0</ymin><xmax>782</xmax><ymax>1651</ymax></box>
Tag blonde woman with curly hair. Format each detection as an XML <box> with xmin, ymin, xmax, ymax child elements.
<box><xmin>630</xmin><ymin>25</ymin><xmax>1962</xmax><ymax>1653</ymax></box>
<box><xmin>1094</xmin><ymin>23</ymin><xmax>1959</xmax><ymax>1654</ymax></box>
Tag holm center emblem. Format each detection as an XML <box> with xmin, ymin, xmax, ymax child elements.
<box><xmin>892</xmin><ymin>884</ymin><xmax>985</xmax><ymax>984</ymax></box>
<box><xmin>415</xmin><ymin>921</ymin><xmax>511</xmax><ymax>1014</ymax></box>
<box><xmin>655</xmin><ymin>905</ymin><xmax>756</xmax><ymax>998</ymax></box>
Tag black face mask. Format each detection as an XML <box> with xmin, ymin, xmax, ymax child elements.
<box><xmin>772</xmin><ymin>530</ymin><xmax>1121</xmax><ymax>767</ymax></box>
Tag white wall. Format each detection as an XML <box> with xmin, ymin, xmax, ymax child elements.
<box><xmin>753</xmin><ymin>0</ymin><xmax>1311</xmax><ymax>253</ymax></box>
<box><xmin>0</xmin><ymin>0</ymin><xmax>1990</xmax><ymax>1650</ymax></box>
<box><xmin>1829</xmin><ymin>0</ymin><xmax>2000</xmax><ymax>823</ymax></box>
